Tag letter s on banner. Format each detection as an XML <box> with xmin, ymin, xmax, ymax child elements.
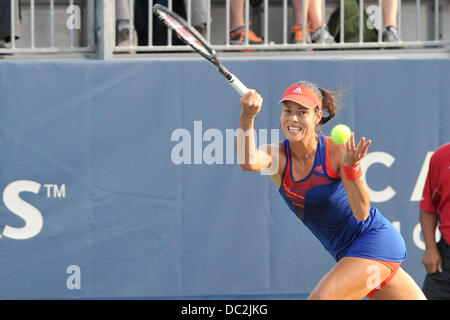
<box><xmin>2</xmin><ymin>180</ymin><xmax>43</xmax><ymax>240</ymax></box>
<box><xmin>361</xmin><ymin>152</ymin><xmax>396</xmax><ymax>203</ymax></box>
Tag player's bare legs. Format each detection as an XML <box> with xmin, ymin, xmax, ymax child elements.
<box><xmin>370</xmin><ymin>268</ymin><xmax>427</xmax><ymax>300</ymax></box>
<box><xmin>308</xmin><ymin>257</ymin><xmax>391</xmax><ymax>300</ymax></box>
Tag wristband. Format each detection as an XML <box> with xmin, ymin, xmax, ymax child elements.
<box><xmin>343</xmin><ymin>162</ymin><xmax>362</xmax><ymax>180</ymax></box>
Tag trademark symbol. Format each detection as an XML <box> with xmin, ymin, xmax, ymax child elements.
<box><xmin>43</xmin><ymin>184</ymin><xmax>66</xmax><ymax>198</ymax></box>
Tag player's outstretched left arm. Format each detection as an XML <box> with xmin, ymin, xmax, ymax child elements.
<box><xmin>340</xmin><ymin>132</ymin><xmax>372</xmax><ymax>221</ymax></box>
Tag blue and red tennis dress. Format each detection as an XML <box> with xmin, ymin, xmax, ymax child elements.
<box><xmin>279</xmin><ymin>134</ymin><xmax>407</xmax><ymax>264</ymax></box>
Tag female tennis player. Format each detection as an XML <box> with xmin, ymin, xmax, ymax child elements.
<box><xmin>237</xmin><ymin>81</ymin><xmax>426</xmax><ymax>300</ymax></box>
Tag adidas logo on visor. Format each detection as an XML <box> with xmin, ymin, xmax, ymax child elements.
<box><xmin>292</xmin><ymin>87</ymin><xmax>303</xmax><ymax>94</ymax></box>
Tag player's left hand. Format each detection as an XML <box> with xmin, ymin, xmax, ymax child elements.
<box><xmin>343</xmin><ymin>132</ymin><xmax>371</xmax><ymax>166</ymax></box>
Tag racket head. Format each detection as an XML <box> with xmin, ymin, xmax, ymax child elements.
<box><xmin>152</xmin><ymin>4</ymin><xmax>219</xmax><ymax>64</ymax></box>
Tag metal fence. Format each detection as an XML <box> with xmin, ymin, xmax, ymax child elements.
<box><xmin>0</xmin><ymin>0</ymin><xmax>449</xmax><ymax>58</ymax></box>
<box><xmin>0</xmin><ymin>0</ymin><xmax>95</xmax><ymax>55</ymax></box>
<box><xmin>113</xmin><ymin>0</ymin><xmax>450</xmax><ymax>54</ymax></box>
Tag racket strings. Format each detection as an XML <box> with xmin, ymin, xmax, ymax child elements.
<box><xmin>153</xmin><ymin>7</ymin><xmax>212</xmax><ymax>58</ymax></box>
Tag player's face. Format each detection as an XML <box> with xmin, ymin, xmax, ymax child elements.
<box><xmin>281</xmin><ymin>101</ymin><xmax>320</xmax><ymax>142</ymax></box>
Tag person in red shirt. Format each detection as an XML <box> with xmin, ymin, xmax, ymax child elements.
<box><xmin>420</xmin><ymin>143</ymin><xmax>450</xmax><ymax>299</ymax></box>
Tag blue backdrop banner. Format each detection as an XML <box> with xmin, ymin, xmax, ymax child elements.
<box><xmin>0</xmin><ymin>57</ymin><xmax>448</xmax><ymax>299</ymax></box>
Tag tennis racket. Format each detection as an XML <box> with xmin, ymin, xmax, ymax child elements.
<box><xmin>152</xmin><ymin>3</ymin><xmax>249</xmax><ymax>96</ymax></box>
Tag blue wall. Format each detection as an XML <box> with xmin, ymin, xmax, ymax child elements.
<box><xmin>0</xmin><ymin>57</ymin><xmax>448</xmax><ymax>299</ymax></box>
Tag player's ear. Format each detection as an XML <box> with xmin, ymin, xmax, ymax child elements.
<box><xmin>315</xmin><ymin>107</ymin><xmax>322</xmax><ymax>125</ymax></box>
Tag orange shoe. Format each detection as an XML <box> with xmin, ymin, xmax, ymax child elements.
<box><xmin>290</xmin><ymin>24</ymin><xmax>311</xmax><ymax>44</ymax></box>
<box><xmin>229</xmin><ymin>26</ymin><xmax>263</xmax><ymax>45</ymax></box>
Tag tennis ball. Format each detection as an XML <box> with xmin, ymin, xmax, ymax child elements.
<box><xmin>331</xmin><ymin>124</ymin><xmax>351</xmax><ymax>144</ymax></box>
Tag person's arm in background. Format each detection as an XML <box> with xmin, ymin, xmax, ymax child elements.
<box><xmin>419</xmin><ymin>151</ymin><xmax>443</xmax><ymax>274</ymax></box>
<box><xmin>420</xmin><ymin>209</ymin><xmax>443</xmax><ymax>274</ymax></box>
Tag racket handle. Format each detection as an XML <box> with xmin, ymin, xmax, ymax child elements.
<box><xmin>228</xmin><ymin>74</ymin><xmax>249</xmax><ymax>97</ymax></box>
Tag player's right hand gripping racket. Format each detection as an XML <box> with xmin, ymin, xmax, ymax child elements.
<box><xmin>152</xmin><ymin>4</ymin><xmax>249</xmax><ymax>96</ymax></box>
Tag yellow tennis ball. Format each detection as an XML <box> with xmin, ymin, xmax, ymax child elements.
<box><xmin>331</xmin><ymin>124</ymin><xmax>351</xmax><ymax>144</ymax></box>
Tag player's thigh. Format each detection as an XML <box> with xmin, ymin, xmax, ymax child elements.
<box><xmin>371</xmin><ymin>267</ymin><xmax>427</xmax><ymax>300</ymax></box>
<box><xmin>308</xmin><ymin>257</ymin><xmax>391</xmax><ymax>300</ymax></box>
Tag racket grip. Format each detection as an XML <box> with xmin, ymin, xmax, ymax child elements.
<box><xmin>228</xmin><ymin>74</ymin><xmax>249</xmax><ymax>97</ymax></box>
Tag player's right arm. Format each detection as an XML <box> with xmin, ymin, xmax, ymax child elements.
<box><xmin>237</xmin><ymin>89</ymin><xmax>271</xmax><ymax>172</ymax></box>
<box><xmin>236</xmin><ymin>90</ymin><xmax>285</xmax><ymax>187</ymax></box>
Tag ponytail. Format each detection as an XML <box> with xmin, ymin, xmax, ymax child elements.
<box><xmin>318</xmin><ymin>87</ymin><xmax>338</xmax><ymax>125</ymax></box>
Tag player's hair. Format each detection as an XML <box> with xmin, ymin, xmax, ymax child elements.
<box><xmin>294</xmin><ymin>81</ymin><xmax>343</xmax><ymax>131</ymax></box>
